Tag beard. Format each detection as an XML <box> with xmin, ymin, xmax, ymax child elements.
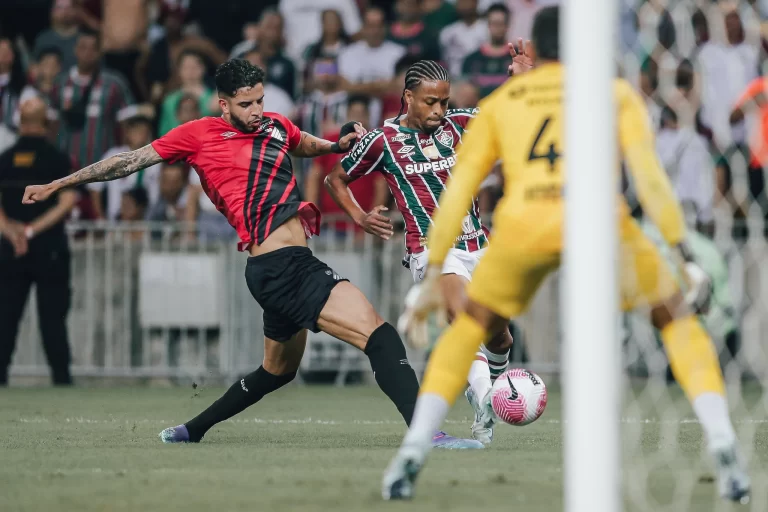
<box><xmin>229</xmin><ymin>115</ymin><xmax>257</xmax><ymax>133</ymax></box>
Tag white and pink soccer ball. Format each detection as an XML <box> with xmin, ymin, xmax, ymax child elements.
<box><xmin>490</xmin><ymin>368</ymin><xmax>548</xmax><ymax>426</ymax></box>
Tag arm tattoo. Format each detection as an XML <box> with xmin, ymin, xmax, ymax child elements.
<box><xmin>292</xmin><ymin>132</ymin><xmax>333</xmax><ymax>158</ymax></box>
<box><xmin>53</xmin><ymin>144</ymin><xmax>165</xmax><ymax>188</ymax></box>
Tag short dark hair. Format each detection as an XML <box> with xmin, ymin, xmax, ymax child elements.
<box><xmin>486</xmin><ymin>3</ymin><xmax>510</xmax><ymax>21</ymax></box>
<box><xmin>347</xmin><ymin>94</ymin><xmax>370</xmax><ymax>110</ymax></box>
<box><xmin>78</xmin><ymin>28</ymin><xmax>100</xmax><ymax>45</ymax></box>
<box><xmin>177</xmin><ymin>48</ymin><xmax>206</xmax><ymax>67</ymax></box>
<box><xmin>215</xmin><ymin>59</ymin><xmax>266</xmax><ymax>97</ymax></box>
<box><xmin>38</xmin><ymin>46</ymin><xmax>62</xmax><ymax>61</ymax></box>
<box><xmin>124</xmin><ymin>187</ymin><xmax>149</xmax><ymax>209</ymax></box>
<box><xmin>532</xmin><ymin>6</ymin><xmax>559</xmax><ymax>61</ymax></box>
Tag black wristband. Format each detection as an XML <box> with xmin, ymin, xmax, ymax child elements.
<box><xmin>330</xmin><ymin>142</ymin><xmax>343</xmax><ymax>153</ymax></box>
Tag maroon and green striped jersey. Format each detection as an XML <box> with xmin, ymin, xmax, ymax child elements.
<box><xmin>48</xmin><ymin>67</ymin><xmax>135</xmax><ymax>169</ymax></box>
<box><xmin>340</xmin><ymin>108</ymin><xmax>488</xmax><ymax>253</ymax></box>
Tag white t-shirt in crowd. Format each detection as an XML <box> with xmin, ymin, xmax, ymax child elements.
<box><xmin>338</xmin><ymin>40</ymin><xmax>406</xmax><ymax>126</ymax></box>
<box><xmin>87</xmin><ymin>145</ymin><xmax>162</xmax><ymax>221</ymax></box>
<box><xmin>279</xmin><ymin>0</ymin><xmax>362</xmax><ymax>63</ymax></box>
<box><xmin>439</xmin><ymin>19</ymin><xmax>488</xmax><ymax>75</ymax></box>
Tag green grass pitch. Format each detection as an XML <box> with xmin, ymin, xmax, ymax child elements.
<box><xmin>2</xmin><ymin>383</ymin><xmax>766</xmax><ymax>512</ymax></box>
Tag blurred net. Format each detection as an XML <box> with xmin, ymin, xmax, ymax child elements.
<box><xmin>618</xmin><ymin>1</ymin><xmax>767</xmax><ymax>510</ymax></box>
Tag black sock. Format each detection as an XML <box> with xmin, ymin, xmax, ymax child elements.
<box><xmin>185</xmin><ymin>367</ymin><xmax>295</xmax><ymax>442</ymax></box>
<box><xmin>364</xmin><ymin>322</ymin><xmax>419</xmax><ymax>425</ymax></box>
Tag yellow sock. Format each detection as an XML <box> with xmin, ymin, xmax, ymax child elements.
<box><xmin>420</xmin><ymin>313</ymin><xmax>490</xmax><ymax>404</ymax></box>
<box><xmin>660</xmin><ymin>315</ymin><xmax>725</xmax><ymax>400</ymax></box>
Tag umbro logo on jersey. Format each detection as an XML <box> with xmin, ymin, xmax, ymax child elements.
<box><xmin>271</xmin><ymin>127</ymin><xmax>284</xmax><ymax>141</ymax></box>
<box><xmin>221</xmin><ymin>131</ymin><xmax>237</xmax><ymax>138</ymax></box>
<box><xmin>391</xmin><ymin>133</ymin><xmax>410</xmax><ymax>142</ymax></box>
<box><xmin>397</xmin><ymin>145</ymin><xmax>415</xmax><ymax>154</ymax></box>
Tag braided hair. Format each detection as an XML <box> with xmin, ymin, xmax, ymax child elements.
<box><xmin>396</xmin><ymin>60</ymin><xmax>450</xmax><ymax>121</ymax></box>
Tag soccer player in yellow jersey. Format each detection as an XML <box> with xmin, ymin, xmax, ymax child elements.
<box><xmin>382</xmin><ymin>6</ymin><xmax>750</xmax><ymax>503</ymax></box>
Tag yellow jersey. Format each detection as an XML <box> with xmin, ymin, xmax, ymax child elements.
<box><xmin>427</xmin><ymin>62</ymin><xmax>686</xmax><ymax>266</ymax></box>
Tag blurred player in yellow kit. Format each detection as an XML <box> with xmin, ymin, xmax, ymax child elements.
<box><xmin>382</xmin><ymin>6</ymin><xmax>750</xmax><ymax>503</ymax></box>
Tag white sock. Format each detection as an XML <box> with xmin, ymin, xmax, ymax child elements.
<box><xmin>468</xmin><ymin>352</ymin><xmax>493</xmax><ymax>401</ymax></box>
<box><xmin>692</xmin><ymin>392</ymin><xmax>737</xmax><ymax>446</ymax></box>
<box><xmin>401</xmin><ymin>393</ymin><xmax>450</xmax><ymax>452</ymax></box>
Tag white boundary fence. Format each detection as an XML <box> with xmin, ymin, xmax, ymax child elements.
<box><xmin>7</xmin><ymin>212</ymin><xmax>767</xmax><ymax>384</ymax></box>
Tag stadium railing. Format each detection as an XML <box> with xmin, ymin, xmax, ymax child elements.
<box><xmin>7</xmin><ymin>211</ymin><xmax>765</xmax><ymax>384</ymax></box>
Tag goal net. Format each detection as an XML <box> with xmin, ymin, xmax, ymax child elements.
<box><xmin>608</xmin><ymin>1</ymin><xmax>767</xmax><ymax>510</ymax></box>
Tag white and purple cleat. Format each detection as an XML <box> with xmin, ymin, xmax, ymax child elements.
<box><xmin>431</xmin><ymin>431</ymin><xmax>484</xmax><ymax>450</ymax></box>
<box><xmin>159</xmin><ymin>425</ymin><xmax>193</xmax><ymax>443</ymax></box>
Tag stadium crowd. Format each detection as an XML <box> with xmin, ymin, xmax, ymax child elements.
<box><xmin>0</xmin><ymin>0</ymin><xmax>766</xmax><ymax>241</ymax></box>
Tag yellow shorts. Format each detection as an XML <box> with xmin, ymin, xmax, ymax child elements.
<box><xmin>466</xmin><ymin>213</ymin><xmax>680</xmax><ymax>318</ymax></box>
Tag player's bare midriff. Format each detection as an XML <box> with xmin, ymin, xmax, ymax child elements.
<box><xmin>248</xmin><ymin>215</ymin><xmax>307</xmax><ymax>257</ymax></box>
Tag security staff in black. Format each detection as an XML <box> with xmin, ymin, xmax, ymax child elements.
<box><xmin>0</xmin><ymin>97</ymin><xmax>78</xmax><ymax>386</ymax></box>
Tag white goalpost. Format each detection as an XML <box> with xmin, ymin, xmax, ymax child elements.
<box><xmin>563</xmin><ymin>1</ymin><xmax>620</xmax><ymax>512</ymax></box>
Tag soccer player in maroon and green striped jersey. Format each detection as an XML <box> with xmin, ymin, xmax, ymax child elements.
<box><xmin>325</xmin><ymin>56</ymin><xmax>532</xmax><ymax>445</ymax></box>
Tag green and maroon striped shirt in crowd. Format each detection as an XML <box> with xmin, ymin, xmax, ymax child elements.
<box><xmin>48</xmin><ymin>67</ymin><xmax>134</xmax><ymax>169</ymax></box>
<box><xmin>340</xmin><ymin>108</ymin><xmax>489</xmax><ymax>254</ymax></box>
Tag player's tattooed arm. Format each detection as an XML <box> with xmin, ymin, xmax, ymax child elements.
<box><xmin>22</xmin><ymin>144</ymin><xmax>164</xmax><ymax>204</ymax></box>
<box><xmin>291</xmin><ymin>132</ymin><xmax>335</xmax><ymax>158</ymax></box>
<box><xmin>290</xmin><ymin>122</ymin><xmax>366</xmax><ymax>158</ymax></box>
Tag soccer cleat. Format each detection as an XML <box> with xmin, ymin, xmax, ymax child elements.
<box><xmin>710</xmin><ymin>439</ymin><xmax>750</xmax><ymax>504</ymax></box>
<box><xmin>465</xmin><ymin>387</ymin><xmax>495</xmax><ymax>445</ymax></box>
<box><xmin>382</xmin><ymin>445</ymin><xmax>426</xmax><ymax>500</ymax></box>
<box><xmin>159</xmin><ymin>424</ymin><xmax>192</xmax><ymax>443</ymax></box>
<box><xmin>431</xmin><ymin>431</ymin><xmax>484</xmax><ymax>449</ymax></box>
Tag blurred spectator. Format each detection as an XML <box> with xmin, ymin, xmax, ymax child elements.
<box><xmin>449</xmin><ymin>80</ymin><xmax>480</xmax><ymax>109</ymax></box>
<box><xmin>462</xmin><ymin>3</ymin><xmax>511</xmax><ymax>98</ymax></box>
<box><xmin>48</xmin><ymin>29</ymin><xmax>135</xmax><ymax>170</ymax></box>
<box><xmin>302</xmin><ymin>9</ymin><xmax>352</xmax><ymax>87</ymax></box>
<box><xmin>77</xmin><ymin>0</ymin><xmax>103</xmax><ymax>32</ymax></box>
<box><xmin>119</xmin><ymin>187</ymin><xmax>149</xmax><ymax>236</ymax></box>
<box><xmin>0</xmin><ymin>97</ymin><xmax>78</xmax><ymax>386</ymax></box>
<box><xmin>697</xmin><ymin>9</ymin><xmax>759</xmax><ymax>150</ymax></box>
<box><xmin>381</xmin><ymin>54</ymin><xmax>420</xmax><ymax>120</ymax></box>
<box><xmin>423</xmin><ymin>0</ymin><xmax>459</xmax><ymax>36</ymax></box>
<box><xmin>188</xmin><ymin>0</ymin><xmax>277</xmax><ymax>55</ymax></box>
<box><xmin>146</xmin><ymin>163</ymin><xmax>189</xmax><ymax>222</ymax></box>
<box><xmin>143</xmin><ymin>1</ymin><xmax>227</xmax><ymax>105</ymax></box>
<box><xmin>101</xmin><ymin>0</ymin><xmax>148</xmax><ymax>102</ymax></box>
<box><xmin>655</xmin><ymin>106</ymin><xmax>715</xmax><ymax>236</ymax></box>
<box><xmin>280</xmin><ymin>1</ymin><xmax>361</xmax><ymax>64</ymax></box>
<box><xmin>243</xmin><ymin>49</ymin><xmax>295</xmax><ymax>118</ymax></box>
<box><xmin>297</xmin><ymin>57</ymin><xmax>350</xmax><ymax>139</ymax></box>
<box><xmin>439</xmin><ymin>0</ymin><xmax>487</xmax><ymax>75</ymax></box>
<box><xmin>159</xmin><ymin>50</ymin><xmax>216</xmax><ymax>135</ymax></box>
<box><xmin>505</xmin><ymin>0</ymin><xmax>559</xmax><ymax>43</ymax></box>
<box><xmin>254</xmin><ymin>9</ymin><xmax>297</xmax><ymax>99</ymax></box>
<box><xmin>389</xmin><ymin>0</ymin><xmax>441</xmax><ymax>61</ymax></box>
<box><xmin>338</xmin><ymin>7</ymin><xmax>406</xmax><ymax>126</ymax></box>
<box><xmin>0</xmin><ymin>37</ymin><xmax>37</xmax><ymax>129</ymax></box>
<box><xmin>33</xmin><ymin>0</ymin><xmax>79</xmax><ymax>71</ymax></box>
<box><xmin>175</xmin><ymin>92</ymin><xmax>201</xmax><ymax>125</ymax></box>
<box><xmin>304</xmin><ymin>96</ymin><xmax>388</xmax><ymax>235</ymax></box>
<box><xmin>30</xmin><ymin>48</ymin><xmax>63</xmax><ymax>97</ymax></box>
<box><xmin>229</xmin><ymin>22</ymin><xmax>261</xmax><ymax>60</ymax></box>
<box><xmin>88</xmin><ymin>106</ymin><xmax>160</xmax><ymax>221</ymax></box>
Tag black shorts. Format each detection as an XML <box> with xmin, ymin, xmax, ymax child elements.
<box><xmin>244</xmin><ymin>246</ymin><xmax>348</xmax><ymax>342</ymax></box>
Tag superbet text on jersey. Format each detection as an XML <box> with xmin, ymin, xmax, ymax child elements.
<box><xmin>340</xmin><ymin>109</ymin><xmax>488</xmax><ymax>253</ymax></box>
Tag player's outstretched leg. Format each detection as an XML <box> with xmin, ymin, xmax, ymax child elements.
<box><xmin>383</xmin><ymin>301</ymin><xmax>508</xmax><ymax>499</ymax></box>
<box><xmin>650</xmin><ymin>294</ymin><xmax>750</xmax><ymax>503</ymax></box>
<box><xmin>159</xmin><ymin>330</ymin><xmax>306</xmax><ymax>443</ymax></box>
<box><xmin>465</xmin><ymin>330</ymin><xmax>512</xmax><ymax>445</ymax></box>
<box><xmin>317</xmin><ymin>281</ymin><xmax>483</xmax><ymax>450</ymax></box>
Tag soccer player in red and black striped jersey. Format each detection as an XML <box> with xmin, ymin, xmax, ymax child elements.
<box><xmin>23</xmin><ymin>59</ymin><xmax>480</xmax><ymax>449</ymax></box>
<box><xmin>325</xmin><ymin>58</ymin><xmax>532</xmax><ymax>446</ymax></box>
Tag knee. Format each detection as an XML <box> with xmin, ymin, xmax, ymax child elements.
<box><xmin>650</xmin><ymin>291</ymin><xmax>690</xmax><ymax>331</ymax></box>
<box><xmin>356</xmin><ymin>312</ymin><xmax>386</xmax><ymax>351</ymax></box>
<box><xmin>485</xmin><ymin>328</ymin><xmax>513</xmax><ymax>352</ymax></box>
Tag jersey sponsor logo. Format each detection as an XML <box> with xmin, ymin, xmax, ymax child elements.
<box><xmin>397</xmin><ymin>144</ymin><xmax>415</xmax><ymax>156</ymax></box>
<box><xmin>404</xmin><ymin>155</ymin><xmax>457</xmax><ymax>174</ymax></box>
<box><xmin>348</xmin><ymin>130</ymin><xmax>380</xmax><ymax>161</ymax></box>
<box><xmin>421</xmin><ymin>144</ymin><xmax>441</xmax><ymax>160</ymax></box>
<box><xmin>391</xmin><ymin>133</ymin><xmax>410</xmax><ymax>142</ymax></box>
<box><xmin>434</xmin><ymin>126</ymin><xmax>454</xmax><ymax>148</ymax></box>
<box><xmin>221</xmin><ymin>131</ymin><xmax>237</xmax><ymax>138</ymax></box>
<box><xmin>259</xmin><ymin>118</ymin><xmax>274</xmax><ymax>131</ymax></box>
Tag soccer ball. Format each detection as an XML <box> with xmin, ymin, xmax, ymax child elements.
<box><xmin>490</xmin><ymin>368</ymin><xmax>548</xmax><ymax>426</ymax></box>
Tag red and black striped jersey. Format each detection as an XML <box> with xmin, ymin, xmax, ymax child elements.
<box><xmin>151</xmin><ymin>113</ymin><xmax>320</xmax><ymax>251</ymax></box>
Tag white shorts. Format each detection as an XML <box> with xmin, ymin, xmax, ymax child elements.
<box><xmin>408</xmin><ymin>248</ymin><xmax>487</xmax><ymax>283</ymax></box>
